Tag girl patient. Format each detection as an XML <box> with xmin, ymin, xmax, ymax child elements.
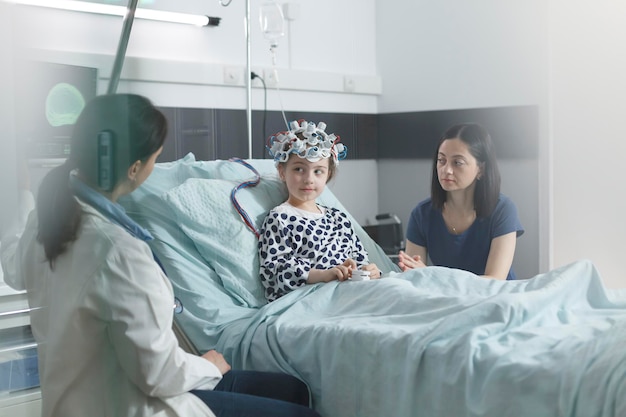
<box><xmin>259</xmin><ymin>120</ymin><xmax>381</xmax><ymax>302</ymax></box>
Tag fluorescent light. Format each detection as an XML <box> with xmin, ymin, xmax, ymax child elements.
<box><xmin>136</xmin><ymin>8</ymin><xmax>211</xmax><ymax>26</ymax></box>
<box><xmin>9</xmin><ymin>0</ymin><xmax>220</xmax><ymax>27</ymax></box>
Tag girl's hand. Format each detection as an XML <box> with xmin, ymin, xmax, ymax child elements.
<box><xmin>360</xmin><ymin>263</ymin><xmax>382</xmax><ymax>279</ymax></box>
<box><xmin>397</xmin><ymin>250</ymin><xmax>426</xmax><ymax>272</ymax></box>
<box><xmin>201</xmin><ymin>349</ymin><xmax>231</xmax><ymax>375</ymax></box>
<box><xmin>307</xmin><ymin>258</ymin><xmax>356</xmax><ymax>283</ymax></box>
<box><xmin>331</xmin><ymin>258</ymin><xmax>357</xmax><ymax>282</ymax></box>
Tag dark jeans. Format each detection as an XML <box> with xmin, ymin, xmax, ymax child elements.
<box><xmin>191</xmin><ymin>370</ymin><xmax>321</xmax><ymax>417</ymax></box>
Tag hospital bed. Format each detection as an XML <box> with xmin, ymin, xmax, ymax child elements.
<box><xmin>119</xmin><ymin>154</ymin><xmax>626</xmax><ymax>417</ymax></box>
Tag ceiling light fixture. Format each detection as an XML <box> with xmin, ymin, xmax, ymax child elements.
<box><xmin>9</xmin><ymin>0</ymin><xmax>221</xmax><ymax>26</ymax></box>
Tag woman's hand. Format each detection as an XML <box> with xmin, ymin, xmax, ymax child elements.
<box><xmin>360</xmin><ymin>263</ymin><xmax>381</xmax><ymax>279</ymax></box>
<box><xmin>397</xmin><ymin>250</ymin><xmax>427</xmax><ymax>272</ymax></box>
<box><xmin>201</xmin><ymin>349</ymin><xmax>231</xmax><ymax>375</ymax></box>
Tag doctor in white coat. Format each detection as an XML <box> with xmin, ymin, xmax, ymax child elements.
<box><xmin>5</xmin><ymin>94</ymin><xmax>319</xmax><ymax>417</ymax></box>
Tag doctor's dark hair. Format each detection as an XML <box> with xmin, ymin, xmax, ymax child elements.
<box><xmin>430</xmin><ymin>123</ymin><xmax>501</xmax><ymax>218</ymax></box>
<box><xmin>37</xmin><ymin>94</ymin><xmax>167</xmax><ymax>268</ymax></box>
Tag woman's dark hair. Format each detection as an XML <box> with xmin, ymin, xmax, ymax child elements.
<box><xmin>430</xmin><ymin>123</ymin><xmax>501</xmax><ymax>218</ymax></box>
<box><xmin>37</xmin><ymin>94</ymin><xmax>167</xmax><ymax>267</ymax></box>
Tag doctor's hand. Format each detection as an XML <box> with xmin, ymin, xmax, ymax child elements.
<box><xmin>201</xmin><ymin>349</ymin><xmax>231</xmax><ymax>375</ymax></box>
<box><xmin>397</xmin><ymin>251</ymin><xmax>426</xmax><ymax>272</ymax></box>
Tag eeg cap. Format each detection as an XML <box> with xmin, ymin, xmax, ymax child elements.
<box><xmin>267</xmin><ymin>120</ymin><xmax>347</xmax><ymax>165</ymax></box>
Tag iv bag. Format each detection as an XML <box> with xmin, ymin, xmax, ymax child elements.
<box><xmin>259</xmin><ymin>2</ymin><xmax>284</xmax><ymax>47</ymax></box>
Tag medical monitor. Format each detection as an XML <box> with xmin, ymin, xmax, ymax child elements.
<box><xmin>17</xmin><ymin>61</ymin><xmax>98</xmax><ymax>160</ymax></box>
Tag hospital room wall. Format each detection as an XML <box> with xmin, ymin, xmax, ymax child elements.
<box><xmin>547</xmin><ymin>1</ymin><xmax>626</xmax><ymax>289</ymax></box>
<box><xmin>0</xmin><ymin>4</ymin><xmax>19</xmax><ymax>251</ymax></box>
<box><xmin>7</xmin><ymin>1</ymin><xmax>625</xmax><ymax>287</ymax></box>
<box><xmin>5</xmin><ymin>0</ymin><xmax>383</xmax><ymax>231</ymax></box>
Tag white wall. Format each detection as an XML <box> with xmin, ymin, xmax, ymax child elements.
<box><xmin>327</xmin><ymin>160</ymin><xmax>379</xmax><ymax>226</ymax></box>
<box><xmin>10</xmin><ymin>0</ymin><xmax>379</xmax><ymax>113</ymax></box>
<box><xmin>375</xmin><ymin>1</ymin><xmax>548</xmax><ymax>113</ymax></box>
<box><xmin>549</xmin><ymin>1</ymin><xmax>626</xmax><ymax>288</ymax></box>
<box><xmin>0</xmin><ymin>1</ymin><xmax>19</xmax><ymax>243</ymax></box>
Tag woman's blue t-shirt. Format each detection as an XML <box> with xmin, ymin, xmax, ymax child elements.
<box><xmin>406</xmin><ymin>194</ymin><xmax>524</xmax><ymax>280</ymax></box>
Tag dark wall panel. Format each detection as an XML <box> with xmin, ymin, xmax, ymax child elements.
<box><xmin>377</xmin><ymin>105</ymin><xmax>539</xmax><ymax>159</ymax></box>
<box><xmin>158</xmin><ymin>107</ymin><xmax>179</xmax><ymax>161</ymax></box>
<box><xmin>159</xmin><ymin>107</ymin><xmax>216</xmax><ymax>162</ymax></box>
<box><xmin>355</xmin><ymin>114</ymin><xmax>378</xmax><ymax>159</ymax></box>
<box><xmin>251</xmin><ymin>110</ymin><xmax>292</xmax><ymax>158</ymax></box>
<box><xmin>158</xmin><ymin>105</ymin><xmax>538</xmax><ymax>163</ymax></box>
<box><xmin>214</xmin><ymin>109</ymin><xmax>248</xmax><ymax>160</ymax></box>
<box><xmin>179</xmin><ymin>108</ymin><xmax>215</xmax><ymax>160</ymax></box>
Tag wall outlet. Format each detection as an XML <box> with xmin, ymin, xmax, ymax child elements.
<box><xmin>344</xmin><ymin>76</ymin><xmax>356</xmax><ymax>92</ymax></box>
<box><xmin>263</xmin><ymin>68</ymin><xmax>280</xmax><ymax>88</ymax></box>
<box><xmin>223</xmin><ymin>66</ymin><xmax>241</xmax><ymax>85</ymax></box>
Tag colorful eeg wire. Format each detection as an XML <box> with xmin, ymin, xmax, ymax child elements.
<box><xmin>229</xmin><ymin>157</ymin><xmax>261</xmax><ymax>238</ymax></box>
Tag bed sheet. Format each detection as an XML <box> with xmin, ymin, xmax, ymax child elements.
<box><xmin>244</xmin><ymin>261</ymin><xmax>626</xmax><ymax>417</ymax></box>
<box><xmin>120</xmin><ymin>154</ymin><xmax>626</xmax><ymax>417</ymax></box>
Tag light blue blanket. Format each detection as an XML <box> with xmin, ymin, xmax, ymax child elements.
<box><xmin>120</xmin><ymin>154</ymin><xmax>626</xmax><ymax>417</ymax></box>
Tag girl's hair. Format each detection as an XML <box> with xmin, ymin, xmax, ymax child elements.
<box><xmin>430</xmin><ymin>123</ymin><xmax>501</xmax><ymax>218</ymax></box>
<box><xmin>326</xmin><ymin>156</ymin><xmax>337</xmax><ymax>182</ymax></box>
<box><xmin>37</xmin><ymin>94</ymin><xmax>167</xmax><ymax>268</ymax></box>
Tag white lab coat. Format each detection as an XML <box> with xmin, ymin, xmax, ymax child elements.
<box><xmin>1</xmin><ymin>189</ymin><xmax>35</xmax><ymax>282</ymax></box>
<box><xmin>6</xmin><ymin>199</ymin><xmax>220</xmax><ymax>417</ymax></box>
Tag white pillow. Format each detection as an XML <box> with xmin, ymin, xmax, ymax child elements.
<box><xmin>163</xmin><ymin>177</ymin><xmax>287</xmax><ymax>307</ymax></box>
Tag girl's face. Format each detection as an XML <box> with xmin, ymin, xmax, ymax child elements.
<box><xmin>279</xmin><ymin>156</ymin><xmax>330</xmax><ymax>209</ymax></box>
<box><xmin>436</xmin><ymin>138</ymin><xmax>482</xmax><ymax>192</ymax></box>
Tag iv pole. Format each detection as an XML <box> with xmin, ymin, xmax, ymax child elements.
<box><xmin>107</xmin><ymin>0</ymin><xmax>138</xmax><ymax>94</ymax></box>
<box><xmin>245</xmin><ymin>0</ymin><xmax>252</xmax><ymax>158</ymax></box>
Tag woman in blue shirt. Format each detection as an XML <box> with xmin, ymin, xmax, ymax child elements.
<box><xmin>398</xmin><ymin>123</ymin><xmax>523</xmax><ymax>280</ymax></box>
